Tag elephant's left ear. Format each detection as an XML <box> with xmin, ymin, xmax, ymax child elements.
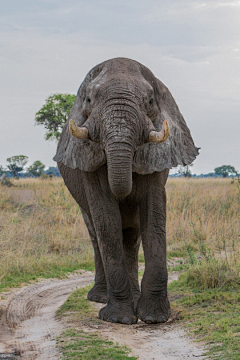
<box><xmin>133</xmin><ymin>78</ymin><xmax>200</xmax><ymax>175</ymax></box>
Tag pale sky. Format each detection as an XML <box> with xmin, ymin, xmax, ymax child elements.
<box><xmin>0</xmin><ymin>0</ymin><xmax>239</xmax><ymax>174</ymax></box>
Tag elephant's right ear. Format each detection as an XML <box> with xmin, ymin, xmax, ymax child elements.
<box><xmin>53</xmin><ymin>65</ymin><xmax>106</xmax><ymax>172</ymax></box>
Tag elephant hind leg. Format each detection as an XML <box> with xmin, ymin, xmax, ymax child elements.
<box><xmin>87</xmin><ymin>238</ymin><xmax>107</xmax><ymax>304</ymax></box>
<box><xmin>122</xmin><ymin>227</ymin><xmax>141</xmax><ymax>311</ymax></box>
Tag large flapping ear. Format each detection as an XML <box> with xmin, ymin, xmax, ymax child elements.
<box><xmin>53</xmin><ymin>63</ymin><xmax>106</xmax><ymax>172</ymax></box>
<box><xmin>133</xmin><ymin>71</ymin><xmax>200</xmax><ymax>175</ymax></box>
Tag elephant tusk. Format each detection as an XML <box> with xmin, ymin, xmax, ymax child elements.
<box><xmin>148</xmin><ymin>120</ymin><xmax>170</xmax><ymax>143</ymax></box>
<box><xmin>69</xmin><ymin>119</ymin><xmax>89</xmax><ymax>139</ymax></box>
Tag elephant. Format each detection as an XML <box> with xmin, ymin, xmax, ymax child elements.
<box><xmin>54</xmin><ymin>58</ymin><xmax>199</xmax><ymax>325</ymax></box>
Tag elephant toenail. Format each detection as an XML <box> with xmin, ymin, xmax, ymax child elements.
<box><xmin>92</xmin><ymin>296</ymin><xmax>98</xmax><ymax>301</ymax></box>
<box><xmin>121</xmin><ymin>317</ymin><xmax>130</xmax><ymax>324</ymax></box>
<box><xmin>157</xmin><ymin>315</ymin><xmax>167</xmax><ymax>323</ymax></box>
<box><xmin>145</xmin><ymin>316</ymin><xmax>154</xmax><ymax>323</ymax></box>
<box><xmin>107</xmin><ymin>315</ymin><xmax>118</xmax><ymax>323</ymax></box>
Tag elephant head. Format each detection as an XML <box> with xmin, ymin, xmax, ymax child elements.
<box><xmin>54</xmin><ymin>58</ymin><xmax>199</xmax><ymax>198</ymax></box>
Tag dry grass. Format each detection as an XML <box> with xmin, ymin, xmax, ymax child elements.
<box><xmin>0</xmin><ymin>178</ymin><xmax>93</xmax><ymax>289</ymax></box>
<box><xmin>166</xmin><ymin>178</ymin><xmax>240</xmax><ymax>258</ymax></box>
<box><xmin>0</xmin><ymin>177</ymin><xmax>239</xmax><ymax>290</ymax></box>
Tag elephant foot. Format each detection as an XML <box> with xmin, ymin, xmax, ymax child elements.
<box><xmin>87</xmin><ymin>284</ymin><xmax>107</xmax><ymax>303</ymax></box>
<box><xmin>137</xmin><ymin>294</ymin><xmax>170</xmax><ymax>324</ymax></box>
<box><xmin>99</xmin><ymin>301</ymin><xmax>137</xmax><ymax>325</ymax></box>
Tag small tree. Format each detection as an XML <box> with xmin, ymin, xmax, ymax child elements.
<box><xmin>35</xmin><ymin>93</ymin><xmax>76</xmax><ymax>141</ymax></box>
<box><xmin>0</xmin><ymin>165</ymin><xmax>6</xmax><ymax>176</ymax></box>
<box><xmin>6</xmin><ymin>155</ymin><xmax>28</xmax><ymax>177</ymax></box>
<box><xmin>28</xmin><ymin>161</ymin><xmax>45</xmax><ymax>177</ymax></box>
<box><xmin>178</xmin><ymin>164</ymin><xmax>193</xmax><ymax>178</ymax></box>
<box><xmin>214</xmin><ymin>165</ymin><xmax>238</xmax><ymax>178</ymax></box>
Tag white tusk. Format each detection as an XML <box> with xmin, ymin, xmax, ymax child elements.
<box><xmin>148</xmin><ymin>120</ymin><xmax>170</xmax><ymax>143</ymax></box>
<box><xmin>69</xmin><ymin>119</ymin><xmax>89</xmax><ymax>139</ymax></box>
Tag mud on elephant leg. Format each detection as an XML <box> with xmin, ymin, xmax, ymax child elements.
<box><xmin>81</xmin><ymin>211</ymin><xmax>107</xmax><ymax>303</ymax></box>
<box><xmin>137</xmin><ymin>172</ymin><xmax>171</xmax><ymax>323</ymax></box>
<box><xmin>122</xmin><ymin>227</ymin><xmax>141</xmax><ymax>310</ymax></box>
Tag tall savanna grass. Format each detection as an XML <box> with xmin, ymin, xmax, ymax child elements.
<box><xmin>0</xmin><ymin>177</ymin><xmax>239</xmax><ymax>289</ymax></box>
<box><xmin>0</xmin><ymin>178</ymin><xmax>93</xmax><ymax>289</ymax></box>
<box><xmin>166</xmin><ymin>178</ymin><xmax>240</xmax><ymax>289</ymax></box>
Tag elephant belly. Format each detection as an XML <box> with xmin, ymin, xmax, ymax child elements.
<box><xmin>119</xmin><ymin>201</ymin><xmax>140</xmax><ymax>230</ymax></box>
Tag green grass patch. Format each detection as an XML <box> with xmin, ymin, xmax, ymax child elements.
<box><xmin>138</xmin><ymin>253</ymin><xmax>144</xmax><ymax>263</ymax></box>
<box><xmin>168</xmin><ymin>263</ymin><xmax>189</xmax><ymax>272</ymax></box>
<box><xmin>167</xmin><ymin>249</ymin><xmax>187</xmax><ymax>258</ymax></box>
<box><xmin>56</xmin><ymin>285</ymin><xmax>95</xmax><ymax>318</ymax></box>
<box><xmin>59</xmin><ymin>329</ymin><xmax>137</xmax><ymax>360</ymax></box>
<box><xmin>0</xmin><ymin>257</ymin><xmax>95</xmax><ymax>292</ymax></box>
<box><xmin>169</xmin><ymin>275</ymin><xmax>240</xmax><ymax>359</ymax></box>
<box><xmin>57</xmin><ymin>285</ymin><xmax>137</xmax><ymax>359</ymax></box>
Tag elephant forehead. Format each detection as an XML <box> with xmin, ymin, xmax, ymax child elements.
<box><xmin>88</xmin><ymin>73</ymin><xmax>153</xmax><ymax>99</ymax></box>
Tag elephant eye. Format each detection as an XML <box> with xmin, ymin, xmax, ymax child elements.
<box><xmin>149</xmin><ymin>98</ymin><xmax>153</xmax><ymax>105</ymax></box>
<box><xmin>86</xmin><ymin>97</ymin><xmax>91</xmax><ymax>103</ymax></box>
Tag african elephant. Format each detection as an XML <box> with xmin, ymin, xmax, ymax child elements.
<box><xmin>54</xmin><ymin>58</ymin><xmax>199</xmax><ymax>325</ymax></box>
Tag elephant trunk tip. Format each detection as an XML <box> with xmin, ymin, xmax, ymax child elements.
<box><xmin>110</xmin><ymin>182</ymin><xmax>132</xmax><ymax>199</ymax></box>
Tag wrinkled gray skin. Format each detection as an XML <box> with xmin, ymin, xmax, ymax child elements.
<box><xmin>54</xmin><ymin>58</ymin><xmax>199</xmax><ymax>325</ymax></box>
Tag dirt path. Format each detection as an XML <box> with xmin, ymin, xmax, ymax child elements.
<box><xmin>0</xmin><ymin>272</ymin><xmax>206</xmax><ymax>360</ymax></box>
<box><xmin>0</xmin><ymin>272</ymin><xmax>94</xmax><ymax>359</ymax></box>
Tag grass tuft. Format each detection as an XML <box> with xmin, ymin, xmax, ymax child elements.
<box><xmin>183</xmin><ymin>254</ymin><xmax>240</xmax><ymax>290</ymax></box>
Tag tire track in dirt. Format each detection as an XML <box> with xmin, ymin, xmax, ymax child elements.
<box><xmin>0</xmin><ymin>272</ymin><xmax>206</xmax><ymax>360</ymax></box>
<box><xmin>0</xmin><ymin>272</ymin><xmax>94</xmax><ymax>359</ymax></box>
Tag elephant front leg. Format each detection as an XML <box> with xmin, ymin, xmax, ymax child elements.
<box><xmin>84</xmin><ymin>174</ymin><xmax>137</xmax><ymax>324</ymax></box>
<box><xmin>137</xmin><ymin>173</ymin><xmax>170</xmax><ymax>323</ymax></box>
<box><xmin>97</xmin><ymin>219</ymin><xmax>137</xmax><ymax>324</ymax></box>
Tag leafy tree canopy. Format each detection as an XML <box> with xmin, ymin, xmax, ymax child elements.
<box><xmin>214</xmin><ymin>165</ymin><xmax>238</xmax><ymax>178</ymax></box>
<box><xmin>28</xmin><ymin>161</ymin><xmax>45</xmax><ymax>177</ymax></box>
<box><xmin>35</xmin><ymin>93</ymin><xmax>76</xmax><ymax>141</ymax></box>
<box><xmin>6</xmin><ymin>155</ymin><xmax>28</xmax><ymax>177</ymax></box>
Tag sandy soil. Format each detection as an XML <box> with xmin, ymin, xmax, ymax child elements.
<box><xmin>0</xmin><ymin>271</ymin><xmax>207</xmax><ymax>360</ymax></box>
<box><xmin>0</xmin><ymin>272</ymin><xmax>94</xmax><ymax>359</ymax></box>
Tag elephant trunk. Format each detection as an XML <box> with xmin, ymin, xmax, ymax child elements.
<box><xmin>102</xmin><ymin>99</ymin><xmax>143</xmax><ymax>199</ymax></box>
<box><xmin>106</xmin><ymin>142</ymin><xmax>134</xmax><ymax>199</ymax></box>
